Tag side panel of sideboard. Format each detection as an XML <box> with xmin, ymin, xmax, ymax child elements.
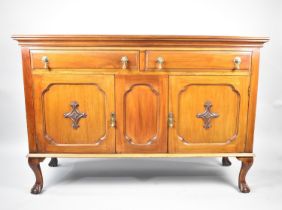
<box><xmin>245</xmin><ymin>49</ymin><xmax>260</xmax><ymax>152</ymax></box>
<box><xmin>21</xmin><ymin>48</ymin><xmax>38</xmax><ymax>152</ymax></box>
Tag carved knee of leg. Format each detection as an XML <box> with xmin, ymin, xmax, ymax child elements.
<box><xmin>237</xmin><ymin>157</ymin><xmax>253</xmax><ymax>193</ymax></box>
<box><xmin>28</xmin><ymin>158</ymin><xmax>44</xmax><ymax>194</ymax></box>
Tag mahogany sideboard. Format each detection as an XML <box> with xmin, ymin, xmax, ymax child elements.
<box><xmin>13</xmin><ymin>35</ymin><xmax>268</xmax><ymax>194</ymax></box>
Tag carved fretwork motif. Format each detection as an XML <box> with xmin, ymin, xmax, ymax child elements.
<box><xmin>196</xmin><ymin>101</ymin><xmax>219</xmax><ymax>129</ymax></box>
<box><xmin>64</xmin><ymin>101</ymin><xmax>87</xmax><ymax>129</ymax></box>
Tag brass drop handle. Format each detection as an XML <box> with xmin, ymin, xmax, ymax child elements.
<box><xmin>110</xmin><ymin>112</ymin><xmax>116</xmax><ymax>128</ymax></box>
<box><xmin>156</xmin><ymin>56</ymin><xmax>164</xmax><ymax>69</ymax></box>
<box><xmin>121</xmin><ymin>56</ymin><xmax>129</xmax><ymax>69</ymax></box>
<box><xmin>168</xmin><ymin>112</ymin><xmax>174</xmax><ymax>128</ymax></box>
<box><xmin>41</xmin><ymin>56</ymin><xmax>49</xmax><ymax>69</ymax></box>
<box><xmin>233</xmin><ymin>56</ymin><xmax>241</xmax><ymax>70</ymax></box>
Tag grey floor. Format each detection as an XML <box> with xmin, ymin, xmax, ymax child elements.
<box><xmin>0</xmin><ymin>131</ymin><xmax>281</xmax><ymax>210</ymax></box>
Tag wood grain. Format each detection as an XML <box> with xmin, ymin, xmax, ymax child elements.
<box><xmin>12</xmin><ymin>35</ymin><xmax>269</xmax><ymax>47</ymax></box>
<box><xmin>31</xmin><ymin>50</ymin><xmax>139</xmax><ymax>70</ymax></box>
<box><xmin>145</xmin><ymin>51</ymin><xmax>251</xmax><ymax>71</ymax></box>
<box><xmin>27</xmin><ymin>153</ymin><xmax>255</xmax><ymax>158</ymax></box>
<box><xmin>13</xmin><ymin>35</ymin><xmax>269</xmax><ymax>193</ymax></box>
<box><xmin>169</xmin><ymin>76</ymin><xmax>249</xmax><ymax>153</ymax></box>
<box><xmin>116</xmin><ymin>75</ymin><xmax>168</xmax><ymax>153</ymax></box>
<box><xmin>28</xmin><ymin>158</ymin><xmax>45</xmax><ymax>194</ymax></box>
<box><xmin>32</xmin><ymin>74</ymin><xmax>115</xmax><ymax>153</ymax></box>
<box><xmin>245</xmin><ymin>49</ymin><xmax>260</xmax><ymax>152</ymax></box>
<box><xmin>237</xmin><ymin>157</ymin><xmax>254</xmax><ymax>193</ymax></box>
<box><xmin>21</xmin><ymin>48</ymin><xmax>38</xmax><ymax>152</ymax></box>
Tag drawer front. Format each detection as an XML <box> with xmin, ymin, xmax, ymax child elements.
<box><xmin>145</xmin><ymin>51</ymin><xmax>251</xmax><ymax>71</ymax></box>
<box><xmin>31</xmin><ymin>50</ymin><xmax>139</xmax><ymax>70</ymax></box>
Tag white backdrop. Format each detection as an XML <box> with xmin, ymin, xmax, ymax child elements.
<box><xmin>0</xmin><ymin>0</ymin><xmax>281</xmax><ymax>210</ymax></box>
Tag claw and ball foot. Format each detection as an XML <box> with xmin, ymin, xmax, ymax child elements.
<box><xmin>222</xmin><ymin>157</ymin><xmax>232</xmax><ymax>166</ymax></box>
<box><xmin>28</xmin><ymin>158</ymin><xmax>45</xmax><ymax>194</ymax></box>
<box><xmin>48</xmin><ymin>158</ymin><xmax>58</xmax><ymax>167</ymax></box>
<box><xmin>237</xmin><ymin>157</ymin><xmax>254</xmax><ymax>193</ymax></box>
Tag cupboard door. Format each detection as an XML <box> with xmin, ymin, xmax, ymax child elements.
<box><xmin>32</xmin><ymin>74</ymin><xmax>115</xmax><ymax>153</ymax></box>
<box><xmin>116</xmin><ymin>75</ymin><xmax>168</xmax><ymax>153</ymax></box>
<box><xmin>169</xmin><ymin>76</ymin><xmax>249</xmax><ymax>153</ymax></box>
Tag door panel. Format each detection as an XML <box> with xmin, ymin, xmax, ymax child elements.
<box><xmin>33</xmin><ymin>74</ymin><xmax>115</xmax><ymax>153</ymax></box>
<box><xmin>116</xmin><ymin>75</ymin><xmax>168</xmax><ymax>153</ymax></box>
<box><xmin>169</xmin><ymin>76</ymin><xmax>249</xmax><ymax>153</ymax></box>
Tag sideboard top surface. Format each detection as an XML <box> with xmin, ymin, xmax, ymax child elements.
<box><xmin>12</xmin><ymin>35</ymin><xmax>269</xmax><ymax>47</ymax></box>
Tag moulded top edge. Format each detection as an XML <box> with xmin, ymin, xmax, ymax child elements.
<box><xmin>12</xmin><ymin>35</ymin><xmax>269</xmax><ymax>48</ymax></box>
<box><xmin>12</xmin><ymin>34</ymin><xmax>269</xmax><ymax>42</ymax></box>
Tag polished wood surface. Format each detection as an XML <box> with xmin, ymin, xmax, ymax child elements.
<box><xmin>31</xmin><ymin>50</ymin><xmax>139</xmax><ymax>70</ymax></box>
<box><xmin>12</xmin><ymin>35</ymin><xmax>269</xmax><ymax>47</ymax></box>
<box><xmin>145</xmin><ymin>50</ymin><xmax>251</xmax><ymax>71</ymax></box>
<box><xmin>116</xmin><ymin>75</ymin><xmax>168</xmax><ymax>153</ymax></box>
<box><xmin>32</xmin><ymin>74</ymin><xmax>115</xmax><ymax>153</ymax></box>
<box><xmin>169</xmin><ymin>76</ymin><xmax>249</xmax><ymax>153</ymax></box>
<box><xmin>13</xmin><ymin>35</ymin><xmax>268</xmax><ymax>193</ymax></box>
<box><xmin>27</xmin><ymin>153</ymin><xmax>255</xmax><ymax>158</ymax></box>
<box><xmin>245</xmin><ymin>49</ymin><xmax>260</xmax><ymax>152</ymax></box>
<box><xmin>21</xmin><ymin>48</ymin><xmax>37</xmax><ymax>152</ymax></box>
<box><xmin>28</xmin><ymin>158</ymin><xmax>45</xmax><ymax>194</ymax></box>
<box><xmin>237</xmin><ymin>157</ymin><xmax>254</xmax><ymax>193</ymax></box>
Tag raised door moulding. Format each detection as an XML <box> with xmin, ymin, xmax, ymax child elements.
<box><xmin>41</xmin><ymin>83</ymin><xmax>108</xmax><ymax>146</ymax></box>
<box><xmin>123</xmin><ymin>84</ymin><xmax>160</xmax><ymax>146</ymax></box>
<box><xmin>177</xmin><ymin>83</ymin><xmax>241</xmax><ymax>145</ymax></box>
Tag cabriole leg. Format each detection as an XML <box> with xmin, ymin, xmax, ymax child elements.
<box><xmin>48</xmin><ymin>157</ymin><xmax>58</xmax><ymax>167</ymax></box>
<box><xmin>237</xmin><ymin>157</ymin><xmax>254</xmax><ymax>193</ymax></box>
<box><xmin>222</xmin><ymin>157</ymin><xmax>232</xmax><ymax>166</ymax></box>
<box><xmin>28</xmin><ymin>157</ymin><xmax>45</xmax><ymax>194</ymax></box>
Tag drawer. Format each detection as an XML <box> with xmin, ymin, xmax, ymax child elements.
<box><xmin>145</xmin><ymin>51</ymin><xmax>251</xmax><ymax>71</ymax></box>
<box><xmin>30</xmin><ymin>50</ymin><xmax>139</xmax><ymax>70</ymax></box>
